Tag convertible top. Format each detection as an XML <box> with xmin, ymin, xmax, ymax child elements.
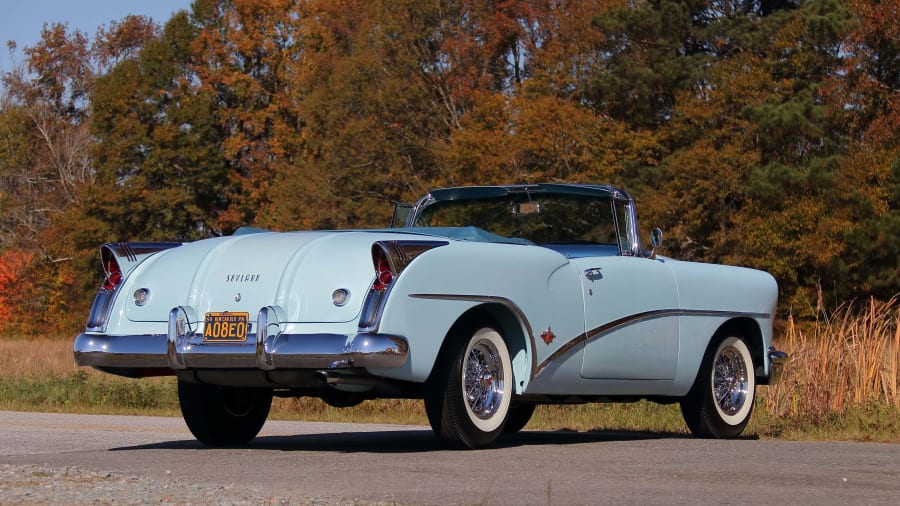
<box><xmin>427</xmin><ymin>183</ymin><xmax>630</xmax><ymax>203</ymax></box>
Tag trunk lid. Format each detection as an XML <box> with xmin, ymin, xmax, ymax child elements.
<box><xmin>123</xmin><ymin>231</ymin><xmax>383</xmax><ymax>324</ymax></box>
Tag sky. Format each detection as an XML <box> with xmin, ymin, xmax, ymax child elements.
<box><xmin>0</xmin><ymin>0</ymin><xmax>193</xmax><ymax>76</ymax></box>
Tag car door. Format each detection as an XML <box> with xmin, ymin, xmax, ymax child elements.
<box><xmin>574</xmin><ymin>254</ymin><xmax>680</xmax><ymax>380</ymax></box>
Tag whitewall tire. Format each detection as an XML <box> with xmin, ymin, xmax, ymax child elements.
<box><xmin>425</xmin><ymin>325</ymin><xmax>513</xmax><ymax>449</ymax></box>
<box><xmin>681</xmin><ymin>335</ymin><xmax>756</xmax><ymax>438</ymax></box>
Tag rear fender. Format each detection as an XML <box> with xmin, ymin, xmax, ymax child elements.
<box><xmin>85</xmin><ymin>242</ymin><xmax>181</xmax><ymax>332</ymax></box>
<box><xmin>427</xmin><ymin>304</ymin><xmax>532</xmax><ymax>395</ymax></box>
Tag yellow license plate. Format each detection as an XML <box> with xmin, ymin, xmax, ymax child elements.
<box><xmin>202</xmin><ymin>312</ymin><xmax>249</xmax><ymax>342</ymax></box>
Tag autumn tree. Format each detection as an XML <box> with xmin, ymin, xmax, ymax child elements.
<box><xmin>1</xmin><ymin>23</ymin><xmax>94</xmax><ymax>249</ymax></box>
<box><xmin>579</xmin><ymin>0</ymin><xmax>715</xmax><ymax>130</ymax></box>
<box><xmin>0</xmin><ymin>17</ymin><xmax>160</xmax><ymax>332</ymax></box>
<box><xmin>261</xmin><ymin>0</ymin><xmax>461</xmax><ymax>229</ymax></box>
<box><xmin>0</xmin><ymin>98</ymin><xmax>38</xmax><ymax>250</ymax></box>
<box><xmin>600</xmin><ymin>0</ymin><xmax>859</xmax><ymax>312</ymax></box>
<box><xmin>186</xmin><ymin>0</ymin><xmax>304</xmax><ymax>231</ymax></box>
<box><xmin>86</xmin><ymin>12</ymin><xmax>228</xmax><ymax>242</ymax></box>
<box><xmin>822</xmin><ymin>0</ymin><xmax>900</xmax><ymax>300</ymax></box>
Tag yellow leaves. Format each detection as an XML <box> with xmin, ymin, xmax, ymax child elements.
<box><xmin>444</xmin><ymin>93</ymin><xmax>651</xmax><ymax>186</ymax></box>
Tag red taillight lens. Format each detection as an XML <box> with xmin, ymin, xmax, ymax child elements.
<box><xmin>373</xmin><ymin>255</ymin><xmax>394</xmax><ymax>291</ymax></box>
<box><xmin>101</xmin><ymin>252</ymin><xmax>123</xmax><ymax>291</ymax></box>
<box><xmin>103</xmin><ymin>270</ymin><xmax>122</xmax><ymax>290</ymax></box>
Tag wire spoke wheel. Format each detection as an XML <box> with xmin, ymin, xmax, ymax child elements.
<box><xmin>713</xmin><ymin>345</ymin><xmax>749</xmax><ymax>416</ymax></box>
<box><xmin>680</xmin><ymin>334</ymin><xmax>755</xmax><ymax>438</ymax></box>
<box><xmin>464</xmin><ymin>339</ymin><xmax>505</xmax><ymax>420</ymax></box>
<box><xmin>425</xmin><ymin>325</ymin><xmax>513</xmax><ymax>449</ymax></box>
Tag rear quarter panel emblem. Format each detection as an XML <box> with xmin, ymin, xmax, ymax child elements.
<box><xmin>541</xmin><ymin>327</ymin><xmax>555</xmax><ymax>345</ymax></box>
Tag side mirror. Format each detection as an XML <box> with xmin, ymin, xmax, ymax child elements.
<box><xmin>648</xmin><ymin>227</ymin><xmax>663</xmax><ymax>259</ymax></box>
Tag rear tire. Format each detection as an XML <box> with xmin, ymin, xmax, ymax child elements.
<box><xmin>680</xmin><ymin>335</ymin><xmax>755</xmax><ymax>438</ymax></box>
<box><xmin>503</xmin><ymin>402</ymin><xmax>536</xmax><ymax>433</ymax></box>
<box><xmin>178</xmin><ymin>381</ymin><xmax>272</xmax><ymax>446</ymax></box>
<box><xmin>425</xmin><ymin>326</ymin><xmax>513</xmax><ymax>449</ymax></box>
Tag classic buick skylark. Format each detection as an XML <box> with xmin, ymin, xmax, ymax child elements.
<box><xmin>74</xmin><ymin>184</ymin><xmax>786</xmax><ymax>449</ymax></box>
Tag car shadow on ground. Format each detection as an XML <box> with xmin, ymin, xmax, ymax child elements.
<box><xmin>111</xmin><ymin>428</ymin><xmax>729</xmax><ymax>454</ymax></box>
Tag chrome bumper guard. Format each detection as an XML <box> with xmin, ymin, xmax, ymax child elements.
<box><xmin>767</xmin><ymin>346</ymin><xmax>788</xmax><ymax>385</ymax></box>
<box><xmin>74</xmin><ymin>307</ymin><xmax>408</xmax><ymax>371</ymax></box>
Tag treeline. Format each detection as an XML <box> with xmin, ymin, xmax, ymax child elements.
<box><xmin>0</xmin><ymin>0</ymin><xmax>897</xmax><ymax>334</ymax></box>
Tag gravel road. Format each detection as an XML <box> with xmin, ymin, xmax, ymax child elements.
<box><xmin>0</xmin><ymin>463</ymin><xmax>293</xmax><ymax>505</ymax></box>
<box><xmin>1</xmin><ymin>410</ymin><xmax>898</xmax><ymax>505</ymax></box>
<box><xmin>0</xmin><ymin>411</ymin><xmax>400</xmax><ymax>504</ymax></box>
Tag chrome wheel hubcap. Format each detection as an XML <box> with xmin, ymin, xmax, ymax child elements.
<box><xmin>464</xmin><ymin>340</ymin><xmax>505</xmax><ymax>419</ymax></box>
<box><xmin>713</xmin><ymin>346</ymin><xmax>748</xmax><ymax>416</ymax></box>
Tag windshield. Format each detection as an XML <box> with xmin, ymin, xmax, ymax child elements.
<box><xmin>413</xmin><ymin>194</ymin><xmax>628</xmax><ymax>247</ymax></box>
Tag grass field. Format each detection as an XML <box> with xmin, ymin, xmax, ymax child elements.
<box><xmin>2</xmin><ymin>296</ymin><xmax>897</xmax><ymax>442</ymax></box>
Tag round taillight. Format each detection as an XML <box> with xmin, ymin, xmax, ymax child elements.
<box><xmin>101</xmin><ymin>250</ymin><xmax>123</xmax><ymax>291</ymax></box>
<box><xmin>373</xmin><ymin>255</ymin><xmax>394</xmax><ymax>291</ymax></box>
<box><xmin>103</xmin><ymin>270</ymin><xmax>123</xmax><ymax>291</ymax></box>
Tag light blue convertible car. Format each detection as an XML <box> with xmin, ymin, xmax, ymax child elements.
<box><xmin>74</xmin><ymin>184</ymin><xmax>786</xmax><ymax>449</ymax></box>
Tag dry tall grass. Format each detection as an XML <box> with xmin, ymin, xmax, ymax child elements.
<box><xmin>0</xmin><ymin>337</ymin><xmax>81</xmax><ymax>378</ymax></box>
<box><xmin>766</xmin><ymin>295</ymin><xmax>900</xmax><ymax>420</ymax></box>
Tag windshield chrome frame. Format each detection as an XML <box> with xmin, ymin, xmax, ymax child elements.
<box><xmin>401</xmin><ymin>184</ymin><xmax>646</xmax><ymax>257</ymax></box>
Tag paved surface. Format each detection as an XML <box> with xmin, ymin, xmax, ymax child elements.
<box><xmin>1</xmin><ymin>410</ymin><xmax>898</xmax><ymax>505</ymax></box>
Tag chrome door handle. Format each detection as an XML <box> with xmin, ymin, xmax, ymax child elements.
<box><xmin>584</xmin><ymin>268</ymin><xmax>602</xmax><ymax>279</ymax></box>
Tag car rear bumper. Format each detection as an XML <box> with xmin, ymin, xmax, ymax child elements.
<box><xmin>74</xmin><ymin>331</ymin><xmax>409</xmax><ymax>372</ymax></box>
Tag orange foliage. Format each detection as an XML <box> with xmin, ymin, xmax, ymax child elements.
<box><xmin>443</xmin><ymin>93</ymin><xmax>657</xmax><ymax>186</ymax></box>
<box><xmin>839</xmin><ymin>0</ymin><xmax>900</xmax><ymax>144</ymax></box>
<box><xmin>0</xmin><ymin>250</ymin><xmax>34</xmax><ymax>329</ymax></box>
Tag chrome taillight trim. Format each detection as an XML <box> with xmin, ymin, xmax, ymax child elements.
<box><xmin>85</xmin><ymin>287</ymin><xmax>119</xmax><ymax>332</ymax></box>
<box><xmin>358</xmin><ymin>285</ymin><xmax>392</xmax><ymax>331</ymax></box>
<box><xmin>358</xmin><ymin>240</ymin><xmax>448</xmax><ymax>332</ymax></box>
<box><xmin>106</xmin><ymin>241</ymin><xmax>181</xmax><ymax>265</ymax></box>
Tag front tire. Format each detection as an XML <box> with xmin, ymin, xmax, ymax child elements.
<box><xmin>680</xmin><ymin>335</ymin><xmax>756</xmax><ymax>438</ymax></box>
<box><xmin>178</xmin><ymin>381</ymin><xmax>272</xmax><ymax>446</ymax></box>
<box><xmin>425</xmin><ymin>326</ymin><xmax>513</xmax><ymax>449</ymax></box>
